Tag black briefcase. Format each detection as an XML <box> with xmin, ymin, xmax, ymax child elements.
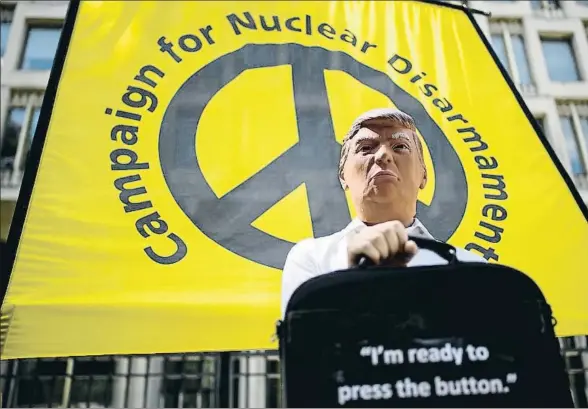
<box><xmin>277</xmin><ymin>238</ymin><xmax>573</xmax><ymax>408</ymax></box>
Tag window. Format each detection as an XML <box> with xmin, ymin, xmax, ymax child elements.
<box><xmin>490</xmin><ymin>21</ymin><xmax>534</xmax><ymax>91</ymax></box>
<box><xmin>0</xmin><ymin>91</ymin><xmax>43</xmax><ymax>188</ymax></box>
<box><xmin>531</xmin><ymin>0</ymin><xmax>561</xmax><ymax>10</ymax></box>
<box><xmin>164</xmin><ymin>355</ymin><xmax>217</xmax><ymax>408</ymax></box>
<box><xmin>4</xmin><ymin>357</ymin><xmax>117</xmax><ymax>407</ymax></box>
<box><xmin>510</xmin><ymin>36</ymin><xmax>532</xmax><ymax>85</ymax></box>
<box><xmin>491</xmin><ymin>34</ymin><xmax>508</xmax><ymax>70</ymax></box>
<box><xmin>20</xmin><ymin>25</ymin><xmax>62</xmax><ymax>70</ymax></box>
<box><xmin>0</xmin><ymin>6</ymin><xmax>14</xmax><ymax>57</ymax></box>
<box><xmin>558</xmin><ymin>102</ymin><xmax>588</xmax><ymax>181</ymax></box>
<box><xmin>580</xmin><ymin>116</ymin><xmax>588</xmax><ymax>153</ymax></box>
<box><xmin>533</xmin><ymin>116</ymin><xmax>551</xmax><ymax>143</ymax></box>
<box><xmin>534</xmin><ymin>116</ymin><xmax>546</xmax><ymax>133</ymax></box>
<box><xmin>0</xmin><ymin>108</ymin><xmax>25</xmax><ymax>179</ymax></box>
<box><xmin>541</xmin><ymin>37</ymin><xmax>581</xmax><ymax>82</ymax></box>
<box><xmin>560</xmin><ymin>116</ymin><xmax>585</xmax><ymax>175</ymax></box>
<box><xmin>2</xmin><ymin>355</ymin><xmax>225</xmax><ymax>408</ymax></box>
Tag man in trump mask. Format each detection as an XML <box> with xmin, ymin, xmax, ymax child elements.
<box><xmin>281</xmin><ymin>108</ymin><xmax>485</xmax><ymax>316</ymax></box>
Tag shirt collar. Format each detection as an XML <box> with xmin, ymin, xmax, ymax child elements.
<box><xmin>342</xmin><ymin>217</ymin><xmax>435</xmax><ymax>240</ymax></box>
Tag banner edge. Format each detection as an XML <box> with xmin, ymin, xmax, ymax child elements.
<box><xmin>0</xmin><ymin>0</ymin><xmax>82</xmax><ymax>309</ymax></box>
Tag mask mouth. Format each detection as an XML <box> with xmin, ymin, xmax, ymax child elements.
<box><xmin>369</xmin><ymin>170</ymin><xmax>399</xmax><ymax>182</ymax></box>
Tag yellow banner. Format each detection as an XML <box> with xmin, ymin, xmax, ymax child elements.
<box><xmin>2</xmin><ymin>0</ymin><xmax>587</xmax><ymax>359</ymax></box>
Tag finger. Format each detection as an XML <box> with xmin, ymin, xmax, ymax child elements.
<box><xmin>404</xmin><ymin>240</ymin><xmax>418</xmax><ymax>256</ymax></box>
<box><xmin>402</xmin><ymin>240</ymin><xmax>419</xmax><ymax>264</ymax></box>
<box><xmin>382</xmin><ymin>231</ymin><xmax>398</xmax><ymax>258</ymax></box>
<box><xmin>381</xmin><ymin>225</ymin><xmax>400</xmax><ymax>255</ymax></box>
<box><xmin>390</xmin><ymin>222</ymin><xmax>411</xmax><ymax>257</ymax></box>
<box><xmin>355</xmin><ymin>242</ymin><xmax>381</xmax><ymax>266</ymax></box>
<box><xmin>389</xmin><ymin>240</ymin><xmax>418</xmax><ymax>267</ymax></box>
<box><xmin>369</xmin><ymin>231</ymin><xmax>390</xmax><ymax>260</ymax></box>
<box><xmin>392</xmin><ymin>222</ymin><xmax>409</xmax><ymax>247</ymax></box>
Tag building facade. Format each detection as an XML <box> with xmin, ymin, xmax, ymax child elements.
<box><xmin>1</xmin><ymin>0</ymin><xmax>587</xmax><ymax>407</ymax></box>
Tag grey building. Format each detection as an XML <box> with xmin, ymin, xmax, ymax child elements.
<box><xmin>1</xmin><ymin>0</ymin><xmax>587</xmax><ymax>407</ymax></box>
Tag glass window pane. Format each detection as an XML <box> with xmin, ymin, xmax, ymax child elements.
<box><xmin>1</xmin><ymin>21</ymin><xmax>10</xmax><ymax>57</ymax></box>
<box><xmin>1</xmin><ymin>108</ymin><xmax>25</xmax><ymax>161</ymax></box>
<box><xmin>20</xmin><ymin>26</ymin><xmax>62</xmax><ymax>70</ymax></box>
<box><xmin>20</xmin><ymin>108</ymin><xmax>41</xmax><ymax>171</ymax></box>
<box><xmin>535</xmin><ymin>117</ymin><xmax>545</xmax><ymax>132</ymax></box>
<box><xmin>0</xmin><ymin>6</ymin><xmax>12</xmax><ymax>57</ymax></box>
<box><xmin>541</xmin><ymin>38</ymin><xmax>581</xmax><ymax>82</ymax></box>
<box><xmin>15</xmin><ymin>360</ymin><xmax>67</xmax><ymax>407</ymax></box>
<box><xmin>560</xmin><ymin>115</ymin><xmax>586</xmax><ymax>175</ymax></box>
<box><xmin>531</xmin><ymin>0</ymin><xmax>542</xmax><ymax>9</ymax></box>
<box><xmin>491</xmin><ymin>34</ymin><xmax>510</xmax><ymax>75</ymax></box>
<box><xmin>28</xmin><ymin>108</ymin><xmax>40</xmax><ymax>141</ymax></box>
<box><xmin>548</xmin><ymin>0</ymin><xmax>561</xmax><ymax>8</ymax></box>
<box><xmin>1</xmin><ymin>108</ymin><xmax>25</xmax><ymax>182</ymax></box>
<box><xmin>580</xmin><ymin>117</ymin><xmax>588</xmax><ymax>150</ymax></box>
<box><xmin>511</xmin><ymin>35</ymin><xmax>532</xmax><ymax>85</ymax></box>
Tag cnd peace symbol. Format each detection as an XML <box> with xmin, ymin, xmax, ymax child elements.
<box><xmin>159</xmin><ymin>43</ymin><xmax>467</xmax><ymax>269</ymax></box>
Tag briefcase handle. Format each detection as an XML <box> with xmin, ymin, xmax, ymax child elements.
<box><xmin>357</xmin><ymin>235</ymin><xmax>458</xmax><ymax>267</ymax></box>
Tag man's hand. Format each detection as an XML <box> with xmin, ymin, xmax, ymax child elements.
<box><xmin>347</xmin><ymin>221</ymin><xmax>418</xmax><ymax>267</ymax></box>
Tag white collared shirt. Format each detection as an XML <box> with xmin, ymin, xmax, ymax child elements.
<box><xmin>281</xmin><ymin>218</ymin><xmax>486</xmax><ymax>317</ymax></box>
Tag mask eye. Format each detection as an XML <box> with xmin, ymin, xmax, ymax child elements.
<box><xmin>394</xmin><ymin>143</ymin><xmax>410</xmax><ymax>152</ymax></box>
<box><xmin>358</xmin><ymin>144</ymin><xmax>374</xmax><ymax>154</ymax></box>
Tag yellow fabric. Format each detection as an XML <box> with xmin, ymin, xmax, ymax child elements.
<box><xmin>3</xmin><ymin>0</ymin><xmax>587</xmax><ymax>359</ymax></box>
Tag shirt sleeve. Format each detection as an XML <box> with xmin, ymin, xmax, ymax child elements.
<box><xmin>281</xmin><ymin>239</ymin><xmax>317</xmax><ymax>318</ymax></box>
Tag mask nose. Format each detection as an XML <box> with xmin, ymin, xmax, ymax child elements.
<box><xmin>374</xmin><ymin>144</ymin><xmax>392</xmax><ymax>167</ymax></box>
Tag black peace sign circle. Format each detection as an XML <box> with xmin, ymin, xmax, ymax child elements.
<box><xmin>159</xmin><ymin>43</ymin><xmax>467</xmax><ymax>269</ymax></box>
